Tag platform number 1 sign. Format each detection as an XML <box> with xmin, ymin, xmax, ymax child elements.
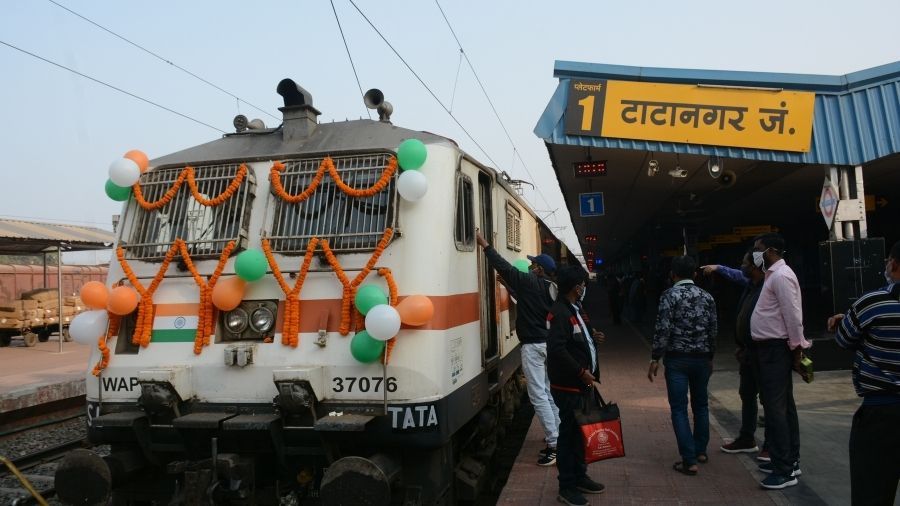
<box><xmin>579</xmin><ymin>192</ymin><xmax>605</xmax><ymax>217</ymax></box>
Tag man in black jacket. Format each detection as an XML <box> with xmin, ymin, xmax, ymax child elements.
<box><xmin>476</xmin><ymin>231</ymin><xmax>560</xmax><ymax>466</ymax></box>
<box><xmin>547</xmin><ymin>265</ymin><xmax>606</xmax><ymax>506</ymax></box>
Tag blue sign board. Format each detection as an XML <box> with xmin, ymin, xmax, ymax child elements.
<box><xmin>579</xmin><ymin>192</ymin><xmax>605</xmax><ymax>217</ymax></box>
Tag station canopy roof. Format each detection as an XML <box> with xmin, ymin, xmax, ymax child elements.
<box><xmin>534</xmin><ymin>60</ymin><xmax>900</xmax><ymax>262</ymax></box>
<box><xmin>0</xmin><ymin>218</ymin><xmax>115</xmax><ymax>255</ymax></box>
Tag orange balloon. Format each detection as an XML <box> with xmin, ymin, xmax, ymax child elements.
<box><xmin>124</xmin><ymin>149</ymin><xmax>150</xmax><ymax>173</ymax></box>
<box><xmin>212</xmin><ymin>277</ymin><xmax>246</xmax><ymax>311</ymax></box>
<box><xmin>397</xmin><ymin>295</ymin><xmax>434</xmax><ymax>326</ymax></box>
<box><xmin>80</xmin><ymin>281</ymin><xmax>109</xmax><ymax>310</ymax></box>
<box><xmin>108</xmin><ymin>286</ymin><xmax>139</xmax><ymax>316</ymax></box>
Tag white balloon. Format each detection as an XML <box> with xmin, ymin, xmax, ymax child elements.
<box><xmin>397</xmin><ymin>170</ymin><xmax>428</xmax><ymax>202</ymax></box>
<box><xmin>365</xmin><ymin>304</ymin><xmax>401</xmax><ymax>341</ymax></box>
<box><xmin>69</xmin><ymin>310</ymin><xmax>109</xmax><ymax>345</ymax></box>
<box><xmin>109</xmin><ymin>158</ymin><xmax>141</xmax><ymax>187</ymax></box>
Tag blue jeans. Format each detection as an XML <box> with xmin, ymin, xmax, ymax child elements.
<box><xmin>522</xmin><ymin>343</ymin><xmax>560</xmax><ymax>447</ymax></box>
<box><xmin>664</xmin><ymin>356</ymin><xmax>711</xmax><ymax>466</ymax></box>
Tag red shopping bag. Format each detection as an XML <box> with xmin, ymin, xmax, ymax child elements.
<box><xmin>576</xmin><ymin>386</ymin><xmax>625</xmax><ymax>463</ymax></box>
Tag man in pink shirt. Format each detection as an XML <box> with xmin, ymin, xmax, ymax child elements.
<box><xmin>750</xmin><ymin>233</ymin><xmax>811</xmax><ymax>490</ymax></box>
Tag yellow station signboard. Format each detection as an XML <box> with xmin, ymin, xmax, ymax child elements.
<box><xmin>565</xmin><ymin>80</ymin><xmax>816</xmax><ymax>152</ymax></box>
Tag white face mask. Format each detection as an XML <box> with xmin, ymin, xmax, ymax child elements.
<box><xmin>580</xmin><ymin>284</ymin><xmax>587</xmax><ymax>301</ymax></box>
<box><xmin>752</xmin><ymin>251</ymin><xmax>765</xmax><ymax>268</ymax></box>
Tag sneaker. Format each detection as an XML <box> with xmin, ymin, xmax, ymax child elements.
<box><xmin>757</xmin><ymin>449</ymin><xmax>771</xmax><ymax>462</ymax></box>
<box><xmin>758</xmin><ymin>461</ymin><xmax>801</xmax><ymax>477</ymax></box>
<box><xmin>760</xmin><ymin>473</ymin><xmax>798</xmax><ymax>489</ymax></box>
<box><xmin>576</xmin><ymin>476</ymin><xmax>605</xmax><ymax>494</ymax></box>
<box><xmin>557</xmin><ymin>488</ymin><xmax>588</xmax><ymax>506</ymax></box>
<box><xmin>538</xmin><ymin>446</ymin><xmax>557</xmax><ymax>466</ymax></box>
<box><xmin>720</xmin><ymin>439</ymin><xmax>759</xmax><ymax>453</ymax></box>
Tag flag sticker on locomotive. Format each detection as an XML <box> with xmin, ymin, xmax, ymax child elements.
<box><xmin>151</xmin><ymin>303</ymin><xmax>200</xmax><ymax>342</ymax></box>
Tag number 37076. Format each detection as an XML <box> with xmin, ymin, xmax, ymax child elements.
<box><xmin>332</xmin><ymin>376</ymin><xmax>398</xmax><ymax>393</ymax></box>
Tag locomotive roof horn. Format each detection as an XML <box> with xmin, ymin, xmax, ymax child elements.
<box><xmin>364</xmin><ymin>88</ymin><xmax>393</xmax><ymax>123</ymax></box>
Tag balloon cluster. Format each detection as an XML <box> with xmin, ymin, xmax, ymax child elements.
<box><xmin>211</xmin><ymin>249</ymin><xmax>267</xmax><ymax>311</ymax></box>
<box><xmin>396</xmin><ymin>139</ymin><xmax>428</xmax><ymax>202</ymax></box>
<box><xmin>69</xmin><ymin>281</ymin><xmax>140</xmax><ymax>344</ymax></box>
<box><xmin>105</xmin><ymin>150</ymin><xmax>150</xmax><ymax>202</ymax></box>
<box><xmin>350</xmin><ymin>285</ymin><xmax>434</xmax><ymax>363</ymax></box>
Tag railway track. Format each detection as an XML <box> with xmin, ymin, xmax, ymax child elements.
<box><xmin>0</xmin><ymin>414</ymin><xmax>93</xmax><ymax>505</ymax></box>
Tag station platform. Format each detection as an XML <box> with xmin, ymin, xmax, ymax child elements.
<box><xmin>0</xmin><ymin>337</ymin><xmax>89</xmax><ymax>416</ymax></box>
<box><xmin>495</xmin><ymin>296</ymin><xmax>893</xmax><ymax>506</ymax></box>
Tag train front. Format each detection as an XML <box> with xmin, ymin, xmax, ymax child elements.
<box><xmin>56</xmin><ymin>80</ymin><xmax>478</xmax><ymax>505</ymax></box>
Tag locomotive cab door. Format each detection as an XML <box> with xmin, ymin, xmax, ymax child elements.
<box><xmin>477</xmin><ymin>172</ymin><xmax>500</xmax><ymax>370</ymax></box>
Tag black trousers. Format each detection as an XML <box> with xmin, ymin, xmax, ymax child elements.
<box><xmin>755</xmin><ymin>340</ymin><xmax>799</xmax><ymax>477</ymax></box>
<box><xmin>551</xmin><ymin>389</ymin><xmax>588</xmax><ymax>491</ymax></box>
<box><xmin>738</xmin><ymin>347</ymin><xmax>765</xmax><ymax>444</ymax></box>
<box><xmin>849</xmin><ymin>402</ymin><xmax>900</xmax><ymax>506</ymax></box>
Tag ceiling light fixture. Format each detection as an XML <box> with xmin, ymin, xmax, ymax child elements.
<box><xmin>708</xmin><ymin>155</ymin><xmax>722</xmax><ymax>178</ymax></box>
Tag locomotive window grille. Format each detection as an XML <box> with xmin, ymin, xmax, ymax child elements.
<box><xmin>506</xmin><ymin>202</ymin><xmax>522</xmax><ymax>252</ymax></box>
<box><xmin>455</xmin><ymin>174</ymin><xmax>475</xmax><ymax>251</ymax></box>
<box><xmin>268</xmin><ymin>153</ymin><xmax>398</xmax><ymax>254</ymax></box>
<box><xmin>123</xmin><ymin>164</ymin><xmax>253</xmax><ymax>261</ymax></box>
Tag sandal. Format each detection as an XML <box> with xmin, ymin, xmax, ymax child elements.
<box><xmin>673</xmin><ymin>461</ymin><xmax>698</xmax><ymax>475</ymax></box>
<box><xmin>697</xmin><ymin>453</ymin><xmax>709</xmax><ymax>464</ymax></box>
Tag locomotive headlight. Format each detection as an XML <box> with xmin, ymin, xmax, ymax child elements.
<box><xmin>225</xmin><ymin>308</ymin><xmax>249</xmax><ymax>333</ymax></box>
<box><xmin>249</xmin><ymin>307</ymin><xmax>275</xmax><ymax>333</ymax></box>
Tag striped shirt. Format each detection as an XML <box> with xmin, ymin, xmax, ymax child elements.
<box><xmin>835</xmin><ymin>282</ymin><xmax>900</xmax><ymax>402</ymax></box>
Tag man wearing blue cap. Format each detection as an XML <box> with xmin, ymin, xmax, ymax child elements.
<box><xmin>476</xmin><ymin>230</ymin><xmax>560</xmax><ymax>465</ymax></box>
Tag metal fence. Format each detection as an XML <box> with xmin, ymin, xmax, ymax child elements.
<box><xmin>268</xmin><ymin>153</ymin><xmax>398</xmax><ymax>254</ymax></box>
<box><xmin>122</xmin><ymin>164</ymin><xmax>254</xmax><ymax>260</ymax></box>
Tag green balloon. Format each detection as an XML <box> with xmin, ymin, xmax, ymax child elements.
<box><xmin>350</xmin><ymin>330</ymin><xmax>385</xmax><ymax>363</ymax></box>
<box><xmin>397</xmin><ymin>139</ymin><xmax>427</xmax><ymax>170</ymax></box>
<box><xmin>355</xmin><ymin>284</ymin><xmax>388</xmax><ymax>315</ymax></box>
<box><xmin>105</xmin><ymin>179</ymin><xmax>132</xmax><ymax>201</ymax></box>
<box><xmin>235</xmin><ymin>249</ymin><xmax>267</xmax><ymax>282</ymax></box>
<box><xmin>514</xmin><ymin>259</ymin><xmax>530</xmax><ymax>273</ymax></box>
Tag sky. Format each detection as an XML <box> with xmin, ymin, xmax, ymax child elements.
<box><xmin>2</xmin><ymin>0</ymin><xmax>899</xmax><ymax>263</ymax></box>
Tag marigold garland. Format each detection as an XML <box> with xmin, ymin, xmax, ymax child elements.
<box><xmin>91</xmin><ymin>313</ymin><xmax>121</xmax><ymax>376</ymax></box>
<box><xmin>378</xmin><ymin>267</ymin><xmax>399</xmax><ymax>365</ymax></box>
<box><xmin>117</xmin><ymin>242</ymin><xmax>179</xmax><ymax>347</ymax></box>
<box><xmin>176</xmin><ymin>239</ymin><xmax>236</xmax><ymax>354</ymax></box>
<box><xmin>269</xmin><ymin>156</ymin><xmax>398</xmax><ymax>203</ymax></box>
<box><xmin>319</xmin><ymin>228</ymin><xmax>394</xmax><ymax>335</ymax></box>
<box><xmin>132</xmin><ymin>164</ymin><xmax>248</xmax><ymax>211</ymax></box>
<box><xmin>262</xmin><ymin>237</ymin><xmax>319</xmax><ymax>348</ymax></box>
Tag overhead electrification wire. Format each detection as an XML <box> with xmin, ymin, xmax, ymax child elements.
<box><xmin>434</xmin><ymin>0</ymin><xmax>559</xmax><ymax>224</ymax></box>
<box><xmin>46</xmin><ymin>0</ymin><xmax>279</xmax><ymax>122</ymax></box>
<box><xmin>346</xmin><ymin>0</ymin><xmax>501</xmax><ymax>170</ymax></box>
<box><xmin>0</xmin><ymin>39</ymin><xmax>227</xmax><ymax>134</ymax></box>
<box><xmin>330</xmin><ymin>0</ymin><xmax>371</xmax><ymax>120</ymax></box>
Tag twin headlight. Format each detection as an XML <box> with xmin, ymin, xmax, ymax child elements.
<box><xmin>222</xmin><ymin>301</ymin><xmax>277</xmax><ymax>340</ymax></box>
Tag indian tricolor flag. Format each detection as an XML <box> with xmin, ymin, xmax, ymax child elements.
<box><xmin>152</xmin><ymin>303</ymin><xmax>200</xmax><ymax>343</ymax></box>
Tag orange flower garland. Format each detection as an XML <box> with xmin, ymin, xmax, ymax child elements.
<box><xmin>262</xmin><ymin>237</ymin><xmax>319</xmax><ymax>347</ymax></box>
<box><xmin>319</xmin><ymin>228</ymin><xmax>393</xmax><ymax>335</ymax></box>
<box><xmin>378</xmin><ymin>267</ymin><xmax>399</xmax><ymax>365</ymax></box>
<box><xmin>117</xmin><ymin>242</ymin><xmax>179</xmax><ymax>347</ymax></box>
<box><xmin>269</xmin><ymin>156</ymin><xmax>398</xmax><ymax>203</ymax></box>
<box><xmin>176</xmin><ymin>239</ymin><xmax>236</xmax><ymax>354</ymax></box>
<box><xmin>91</xmin><ymin>313</ymin><xmax>121</xmax><ymax>376</ymax></box>
<box><xmin>132</xmin><ymin>164</ymin><xmax>247</xmax><ymax>211</ymax></box>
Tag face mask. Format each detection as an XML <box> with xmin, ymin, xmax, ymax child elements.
<box><xmin>752</xmin><ymin>251</ymin><xmax>765</xmax><ymax>268</ymax></box>
<box><xmin>579</xmin><ymin>284</ymin><xmax>587</xmax><ymax>301</ymax></box>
